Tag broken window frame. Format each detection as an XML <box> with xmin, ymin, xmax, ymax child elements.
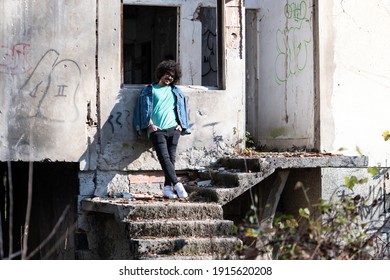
<box><xmin>121</xmin><ymin>0</ymin><xmax>225</xmax><ymax>89</ymax></box>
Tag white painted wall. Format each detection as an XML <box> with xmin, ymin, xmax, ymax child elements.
<box><xmin>319</xmin><ymin>1</ymin><xmax>390</xmax><ymax>166</ymax></box>
<box><xmin>0</xmin><ymin>0</ymin><xmax>246</xmax><ymax>194</ymax></box>
<box><xmin>95</xmin><ymin>0</ymin><xmax>246</xmax><ymax>177</ymax></box>
<box><xmin>91</xmin><ymin>0</ymin><xmax>246</xmax><ymax>194</ymax></box>
<box><xmin>0</xmin><ymin>0</ymin><xmax>96</xmax><ymax>161</ymax></box>
<box><xmin>317</xmin><ymin>2</ymin><xmax>390</xmax><ymax>246</ymax></box>
<box><xmin>246</xmin><ymin>0</ymin><xmax>315</xmax><ymax>150</ymax></box>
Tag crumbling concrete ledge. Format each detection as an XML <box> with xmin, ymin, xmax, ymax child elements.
<box><xmin>218</xmin><ymin>154</ymin><xmax>369</xmax><ymax>173</ymax></box>
<box><xmin>81</xmin><ymin>198</ymin><xmax>224</xmax><ymax>221</ymax></box>
<box><xmin>204</xmin><ymin>155</ymin><xmax>369</xmax><ymax>205</ymax></box>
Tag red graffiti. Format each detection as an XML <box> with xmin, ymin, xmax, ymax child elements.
<box><xmin>0</xmin><ymin>43</ymin><xmax>31</xmax><ymax>74</ymax></box>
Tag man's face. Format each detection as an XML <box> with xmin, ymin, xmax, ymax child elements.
<box><xmin>159</xmin><ymin>71</ymin><xmax>175</xmax><ymax>85</ymax></box>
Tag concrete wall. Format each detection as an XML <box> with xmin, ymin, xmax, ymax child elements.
<box><xmin>245</xmin><ymin>0</ymin><xmax>315</xmax><ymax>150</ymax></box>
<box><xmin>318</xmin><ymin>1</ymin><xmax>390</xmax><ymax>255</ymax></box>
<box><xmin>319</xmin><ymin>1</ymin><xmax>390</xmax><ymax>166</ymax></box>
<box><xmin>0</xmin><ymin>0</ymin><xmax>96</xmax><ymax>161</ymax></box>
<box><xmin>245</xmin><ymin>0</ymin><xmax>390</xmax><ymax>165</ymax></box>
<box><xmin>321</xmin><ymin>167</ymin><xmax>389</xmax><ymax>256</ymax></box>
<box><xmin>318</xmin><ymin>2</ymin><xmax>390</xmax><ymax>248</ymax></box>
<box><xmin>1</xmin><ymin>0</ymin><xmax>246</xmax><ymax>195</ymax></box>
<box><xmin>91</xmin><ymin>0</ymin><xmax>245</xmax><ymax>195</ymax></box>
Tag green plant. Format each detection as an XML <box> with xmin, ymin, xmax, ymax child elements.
<box><xmin>382</xmin><ymin>130</ymin><xmax>390</xmax><ymax>141</ymax></box>
<box><xmin>236</xmin><ymin>131</ymin><xmax>390</xmax><ymax>259</ymax></box>
<box><xmin>245</xmin><ymin>193</ymin><xmax>259</xmax><ymax>225</ymax></box>
<box><xmin>232</xmin><ymin>128</ymin><xmax>258</xmax><ymax>155</ymax></box>
<box><xmin>270</xmin><ymin>192</ymin><xmax>385</xmax><ymax>259</ymax></box>
<box><xmin>238</xmin><ymin>175</ymin><xmax>389</xmax><ymax>260</ymax></box>
<box><xmin>244</xmin><ymin>131</ymin><xmax>255</xmax><ymax>147</ymax></box>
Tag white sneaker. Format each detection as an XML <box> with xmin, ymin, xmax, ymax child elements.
<box><xmin>174</xmin><ymin>182</ymin><xmax>188</xmax><ymax>198</ymax></box>
<box><xmin>163</xmin><ymin>186</ymin><xmax>178</xmax><ymax>199</ymax></box>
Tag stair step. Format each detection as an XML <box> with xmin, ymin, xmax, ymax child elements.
<box><xmin>188</xmin><ymin>172</ymin><xmax>268</xmax><ymax>205</ymax></box>
<box><xmin>81</xmin><ymin>198</ymin><xmax>224</xmax><ymax>220</ymax></box>
<box><xmin>81</xmin><ymin>197</ymin><xmax>242</xmax><ymax>259</ymax></box>
<box><xmin>139</xmin><ymin>254</ymin><xmax>242</xmax><ymax>260</ymax></box>
<box><xmin>125</xmin><ymin>202</ymin><xmax>223</xmax><ymax>220</ymax></box>
<box><xmin>218</xmin><ymin>157</ymin><xmax>263</xmax><ymax>172</ymax></box>
<box><xmin>126</xmin><ymin>219</ymin><xmax>234</xmax><ymax>238</ymax></box>
<box><xmin>131</xmin><ymin>236</ymin><xmax>242</xmax><ymax>257</ymax></box>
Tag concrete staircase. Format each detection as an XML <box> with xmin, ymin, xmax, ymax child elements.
<box><xmin>80</xmin><ymin>154</ymin><xmax>368</xmax><ymax>259</ymax></box>
<box><xmin>195</xmin><ymin>155</ymin><xmax>369</xmax><ymax>205</ymax></box>
<box><xmin>81</xmin><ymin>199</ymin><xmax>243</xmax><ymax>259</ymax></box>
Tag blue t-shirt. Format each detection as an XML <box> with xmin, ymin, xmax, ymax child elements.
<box><xmin>151</xmin><ymin>84</ymin><xmax>178</xmax><ymax>129</ymax></box>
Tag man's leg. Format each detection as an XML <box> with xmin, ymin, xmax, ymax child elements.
<box><xmin>167</xmin><ymin>129</ymin><xmax>180</xmax><ymax>174</ymax></box>
<box><xmin>150</xmin><ymin>130</ymin><xmax>179</xmax><ymax>186</ymax></box>
<box><xmin>167</xmin><ymin>129</ymin><xmax>187</xmax><ymax>198</ymax></box>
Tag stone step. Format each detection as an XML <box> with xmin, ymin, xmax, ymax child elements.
<box><xmin>217</xmin><ymin>157</ymin><xmax>264</xmax><ymax>172</ymax></box>
<box><xmin>131</xmin><ymin>236</ymin><xmax>242</xmax><ymax>258</ymax></box>
<box><xmin>125</xmin><ymin>202</ymin><xmax>224</xmax><ymax>221</ymax></box>
<box><xmin>139</xmin><ymin>254</ymin><xmax>242</xmax><ymax>260</ymax></box>
<box><xmin>188</xmin><ymin>171</ymin><xmax>270</xmax><ymax>205</ymax></box>
<box><xmin>81</xmin><ymin>197</ymin><xmax>243</xmax><ymax>259</ymax></box>
<box><xmin>126</xmin><ymin>219</ymin><xmax>234</xmax><ymax>238</ymax></box>
<box><xmin>81</xmin><ymin>198</ymin><xmax>224</xmax><ymax>220</ymax></box>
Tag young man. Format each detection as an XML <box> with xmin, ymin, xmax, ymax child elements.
<box><xmin>133</xmin><ymin>60</ymin><xmax>191</xmax><ymax>198</ymax></box>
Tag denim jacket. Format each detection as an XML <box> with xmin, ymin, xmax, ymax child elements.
<box><xmin>133</xmin><ymin>83</ymin><xmax>191</xmax><ymax>136</ymax></box>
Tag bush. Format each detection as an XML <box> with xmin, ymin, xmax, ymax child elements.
<box><xmin>239</xmin><ymin>179</ymin><xmax>390</xmax><ymax>260</ymax></box>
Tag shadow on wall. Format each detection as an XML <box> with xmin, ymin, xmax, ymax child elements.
<box><xmin>79</xmin><ymin>86</ymin><xmax>158</xmax><ymax>197</ymax></box>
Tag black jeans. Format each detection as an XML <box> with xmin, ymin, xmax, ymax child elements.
<box><xmin>150</xmin><ymin>127</ymin><xmax>181</xmax><ymax>186</ymax></box>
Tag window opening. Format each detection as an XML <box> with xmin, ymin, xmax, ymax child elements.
<box><xmin>123</xmin><ymin>5</ymin><xmax>177</xmax><ymax>84</ymax></box>
<box><xmin>199</xmin><ymin>7</ymin><xmax>218</xmax><ymax>87</ymax></box>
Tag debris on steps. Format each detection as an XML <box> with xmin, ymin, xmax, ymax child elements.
<box><xmin>80</xmin><ymin>153</ymin><xmax>368</xmax><ymax>259</ymax></box>
<box><xmin>81</xmin><ymin>197</ymin><xmax>243</xmax><ymax>260</ymax></box>
<box><xmin>185</xmin><ymin>154</ymin><xmax>369</xmax><ymax>204</ymax></box>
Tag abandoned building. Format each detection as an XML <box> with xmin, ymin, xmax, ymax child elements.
<box><xmin>0</xmin><ymin>0</ymin><xmax>389</xmax><ymax>259</ymax></box>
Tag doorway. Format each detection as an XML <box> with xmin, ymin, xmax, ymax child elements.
<box><xmin>0</xmin><ymin>162</ymin><xmax>79</xmax><ymax>259</ymax></box>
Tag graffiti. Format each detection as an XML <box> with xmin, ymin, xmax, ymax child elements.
<box><xmin>107</xmin><ymin>110</ymin><xmax>131</xmax><ymax>133</ymax></box>
<box><xmin>56</xmin><ymin>85</ymin><xmax>68</xmax><ymax>97</ymax></box>
<box><xmin>115</xmin><ymin>112</ymin><xmax>123</xmax><ymax>128</ymax></box>
<box><xmin>19</xmin><ymin>49</ymin><xmax>81</xmax><ymax>122</ymax></box>
<box><xmin>356</xmin><ymin>185</ymin><xmax>385</xmax><ymax>221</ymax></box>
<box><xmin>202</xmin><ymin>29</ymin><xmax>217</xmax><ymax>78</ymax></box>
<box><xmin>333</xmin><ymin>174</ymin><xmax>390</xmax><ymax>257</ymax></box>
<box><xmin>0</xmin><ymin>43</ymin><xmax>31</xmax><ymax>74</ymax></box>
<box><xmin>275</xmin><ymin>0</ymin><xmax>312</xmax><ymax>85</ymax></box>
<box><xmin>284</xmin><ymin>1</ymin><xmax>307</xmax><ymax>21</ymax></box>
<box><xmin>335</xmin><ymin>173</ymin><xmax>389</xmax><ymax>223</ymax></box>
<box><xmin>199</xmin><ymin>6</ymin><xmax>218</xmax><ymax>87</ymax></box>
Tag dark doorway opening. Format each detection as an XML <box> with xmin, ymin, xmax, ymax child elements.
<box><xmin>0</xmin><ymin>162</ymin><xmax>79</xmax><ymax>259</ymax></box>
<box><xmin>123</xmin><ymin>5</ymin><xmax>177</xmax><ymax>84</ymax></box>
